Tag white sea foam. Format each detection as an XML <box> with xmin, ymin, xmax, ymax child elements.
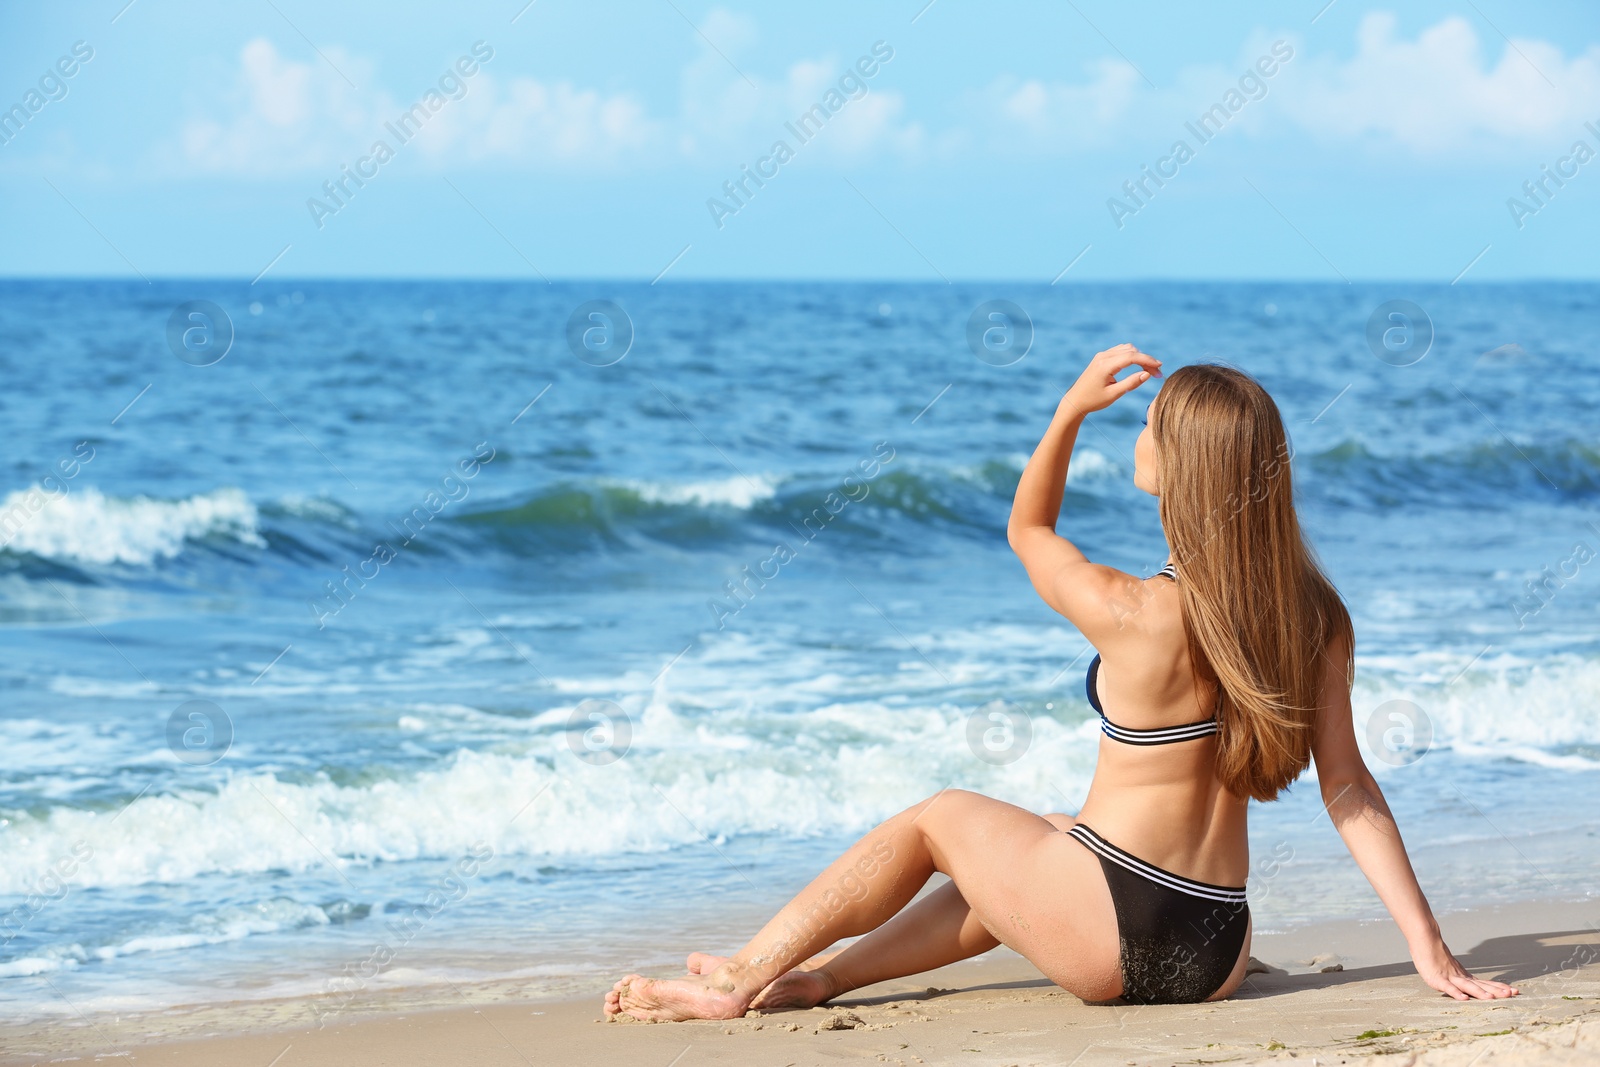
<box><xmin>0</xmin><ymin>692</ymin><xmax>1101</xmax><ymax>894</ymax></box>
<box><xmin>0</xmin><ymin>486</ymin><xmax>264</xmax><ymax>565</ymax></box>
<box><xmin>952</xmin><ymin>449</ymin><xmax>1119</xmax><ymax>485</ymax></box>
<box><xmin>6</xmin><ymin>630</ymin><xmax>1600</xmax><ymax>895</ymax></box>
<box><xmin>1354</xmin><ymin>651</ymin><xmax>1600</xmax><ymax>758</ymax></box>
<box><xmin>623</xmin><ymin>474</ymin><xmax>778</xmax><ymax>509</ymax></box>
<box><xmin>0</xmin><ymin>898</ymin><xmax>331</xmax><ymax>978</ymax></box>
<box><xmin>1065</xmin><ymin>448</ymin><xmax>1119</xmax><ymax>481</ymax></box>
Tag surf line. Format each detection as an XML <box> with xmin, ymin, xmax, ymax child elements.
<box><xmin>707</xmin><ymin>441</ymin><xmax>896</xmax><ymax>629</ymax></box>
<box><xmin>314</xmin><ymin>842</ymin><xmax>494</xmax><ymax>1028</ymax></box>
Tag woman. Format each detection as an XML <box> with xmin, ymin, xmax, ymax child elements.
<box><xmin>606</xmin><ymin>346</ymin><xmax>1518</xmax><ymax>1021</ymax></box>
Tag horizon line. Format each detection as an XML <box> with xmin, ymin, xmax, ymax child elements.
<box><xmin>1</xmin><ymin>274</ymin><xmax>1595</xmax><ymax>285</ymax></box>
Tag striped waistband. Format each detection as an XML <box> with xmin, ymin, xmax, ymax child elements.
<box><xmin>1066</xmin><ymin>824</ymin><xmax>1248</xmax><ymax>904</ymax></box>
<box><xmin>1099</xmin><ymin>715</ymin><xmax>1219</xmax><ymax>745</ymax></box>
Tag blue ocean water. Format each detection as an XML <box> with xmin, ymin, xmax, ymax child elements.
<box><xmin>2</xmin><ymin>280</ymin><xmax>1598</xmax><ymax>1022</ymax></box>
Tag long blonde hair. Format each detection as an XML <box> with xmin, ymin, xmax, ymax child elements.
<box><xmin>1151</xmin><ymin>364</ymin><xmax>1353</xmax><ymax>802</ymax></box>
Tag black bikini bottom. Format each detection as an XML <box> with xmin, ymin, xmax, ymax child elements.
<box><xmin>1067</xmin><ymin>823</ymin><xmax>1249</xmax><ymax>1004</ymax></box>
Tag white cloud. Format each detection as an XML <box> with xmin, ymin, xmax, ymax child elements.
<box><xmin>1277</xmin><ymin>13</ymin><xmax>1600</xmax><ymax>151</ymax></box>
<box><xmin>176</xmin><ymin>12</ymin><xmax>1597</xmax><ymax>177</ymax></box>
<box><xmin>179</xmin><ymin>39</ymin><xmax>377</xmax><ymax>173</ymax></box>
<box><xmin>670</xmin><ymin>11</ymin><xmax>922</xmax><ymax>162</ymax></box>
<box><xmin>412</xmin><ymin>75</ymin><xmax>659</xmax><ymax>165</ymax></box>
<box><xmin>976</xmin><ymin>14</ymin><xmax>1600</xmax><ymax>156</ymax></box>
<box><xmin>240</xmin><ymin>38</ymin><xmax>312</xmax><ymax>127</ymax></box>
<box><xmin>996</xmin><ymin>61</ymin><xmax>1144</xmax><ymax>136</ymax></box>
<box><xmin>174</xmin><ymin>18</ymin><xmax>921</xmax><ymax>175</ymax></box>
<box><xmin>177</xmin><ymin>38</ymin><xmax>654</xmax><ymax>174</ymax></box>
<box><xmin>968</xmin><ymin>44</ymin><xmax>1288</xmax><ymax>156</ymax></box>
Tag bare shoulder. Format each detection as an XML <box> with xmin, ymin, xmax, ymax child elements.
<box><xmin>1106</xmin><ymin>570</ymin><xmax>1185</xmax><ymax>640</ymax></box>
<box><xmin>1081</xmin><ymin>564</ymin><xmax>1190</xmax><ymax>651</ymax></box>
<box><xmin>1006</xmin><ymin>529</ymin><xmax>1161</xmax><ymax>647</ymax></box>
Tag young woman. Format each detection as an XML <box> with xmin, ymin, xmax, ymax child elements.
<box><xmin>605</xmin><ymin>346</ymin><xmax>1518</xmax><ymax>1020</ymax></box>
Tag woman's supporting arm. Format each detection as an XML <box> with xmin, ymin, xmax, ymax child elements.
<box><xmin>1309</xmin><ymin>637</ymin><xmax>1518</xmax><ymax>1000</ymax></box>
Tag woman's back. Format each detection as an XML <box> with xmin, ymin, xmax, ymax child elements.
<box><xmin>1075</xmin><ymin>568</ymin><xmax>1249</xmax><ymax>889</ymax></box>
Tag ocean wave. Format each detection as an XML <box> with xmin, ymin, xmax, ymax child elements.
<box><xmin>9</xmin><ymin>645</ymin><xmax>1600</xmax><ymax>894</ymax></box>
<box><xmin>0</xmin><ymin>457</ymin><xmax>1118</xmax><ymax>573</ymax></box>
<box><xmin>625</xmin><ymin>473</ymin><xmax>779</xmax><ymax>508</ymax></box>
<box><xmin>0</xmin><ymin>897</ymin><xmax>337</xmax><ymax>978</ymax></box>
<box><xmin>0</xmin><ymin>487</ymin><xmax>264</xmax><ymax>565</ymax></box>
<box><xmin>451</xmin><ymin>458</ymin><xmax>1068</xmax><ymax>551</ymax></box>
<box><xmin>1306</xmin><ymin>437</ymin><xmax>1600</xmax><ymax>503</ymax></box>
<box><xmin>1355</xmin><ymin>653</ymin><xmax>1600</xmax><ymax>763</ymax></box>
<box><xmin>0</xmin><ymin>693</ymin><xmax>1102</xmax><ymax>894</ymax></box>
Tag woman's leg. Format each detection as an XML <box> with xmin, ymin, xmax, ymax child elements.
<box><xmin>784</xmin><ymin>881</ymin><xmax>1002</xmax><ymax>1007</ymax></box>
<box><xmin>730</xmin><ymin>814</ymin><xmax>1081</xmax><ymax>1010</ymax></box>
<box><xmin>683</xmin><ymin>882</ymin><xmax>1000</xmax><ymax>1010</ymax></box>
<box><xmin>607</xmin><ymin>793</ymin><xmax>1118</xmax><ymax>1021</ymax></box>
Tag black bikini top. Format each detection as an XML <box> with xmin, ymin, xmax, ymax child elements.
<box><xmin>1085</xmin><ymin>562</ymin><xmax>1220</xmax><ymax>746</ymax></box>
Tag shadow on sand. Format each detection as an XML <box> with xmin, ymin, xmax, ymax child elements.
<box><xmin>823</xmin><ymin>927</ymin><xmax>1599</xmax><ymax>1009</ymax></box>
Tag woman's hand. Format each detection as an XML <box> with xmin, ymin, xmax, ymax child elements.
<box><xmin>1411</xmin><ymin>937</ymin><xmax>1519</xmax><ymax>1000</ymax></box>
<box><xmin>1062</xmin><ymin>344</ymin><xmax>1163</xmax><ymax>416</ymax></box>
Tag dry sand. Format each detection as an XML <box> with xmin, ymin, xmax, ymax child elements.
<box><xmin>6</xmin><ymin>895</ymin><xmax>1598</xmax><ymax>1066</ymax></box>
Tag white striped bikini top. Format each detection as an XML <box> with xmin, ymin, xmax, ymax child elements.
<box><xmin>1084</xmin><ymin>562</ymin><xmax>1220</xmax><ymax>746</ymax></box>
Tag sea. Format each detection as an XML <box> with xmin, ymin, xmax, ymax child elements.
<box><xmin>1</xmin><ymin>279</ymin><xmax>1597</xmax><ymax>1024</ymax></box>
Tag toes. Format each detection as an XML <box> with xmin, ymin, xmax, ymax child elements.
<box><xmin>617</xmin><ymin>976</ymin><xmax>648</xmax><ymax>1009</ymax></box>
<box><xmin>685</xmin><ymin>952</ymin><xmax>726</xmax><ymax>975</ymax></box>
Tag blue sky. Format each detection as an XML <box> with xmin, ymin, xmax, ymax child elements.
<box><xmin>3</xmin><ymin>0</ymin><xmax>1597</xmax><ymax>280</ymax></box>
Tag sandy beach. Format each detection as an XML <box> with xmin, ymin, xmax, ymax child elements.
<box><xmin>7</xmin><ymin>894</ymin><xmax>1596</xmax><ymax>1067</ymax></box>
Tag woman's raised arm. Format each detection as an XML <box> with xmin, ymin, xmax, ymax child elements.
<box><xmin>1308</xmin><ymin>634</ymin><xmax>1519</xmax><ymax>1000</ymax></box>
<box><xmin>1007</xmin><ymin>344</ymin><xmax>1161</xmax><ymax>645</ymax></box>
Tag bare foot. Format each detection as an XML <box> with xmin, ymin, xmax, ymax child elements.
<box><xmin>683</xmin><ymin>952</ymin><xmax>837</xmax><ymax>1012</ymax></box>
<box><xmin>751</xmin><ymin>968</ymin><xmax>836</xmax><ymax>1011</ymax></box>
<box><xmin>685</xmin><ymin>952</ymin><xmax>724</xmax><ymax>974</ymax></box>
<box><xmin>600</xmin><ymin>953</ymin><xmax>727</xmax><ymax>1018</ymax></box>
<box><xmin>609</xmin><ymin>972</ymin><xmax>750</xmax><ymax>1022</ymax></box>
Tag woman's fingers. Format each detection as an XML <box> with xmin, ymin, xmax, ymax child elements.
<box><xmin>1065</xmin><ymin>343</ymin><xmax>1163</xmax><ymax>413</ymax></box>
<box><xmin>1111</xmin><ymin>370</ymin><xmax>1153</xmax><ymax>397</ymax></box>
<box><xmin>1095</xmin><ymin>343</ymin><xmax>1163</xmax><ymax>376</ymax></box>
<box><xmin>1441</xmin><ymin>970</ymin><xmax>1519</xmax><ymax>1000</ymax></box>
<box><xmin>1468</xmin><ymin>976</ymin><xmax>1519</xmax><ymax>998</ymax></box>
